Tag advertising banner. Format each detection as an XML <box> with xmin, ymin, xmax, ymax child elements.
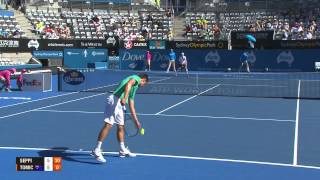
<box><xmin>231</xmin><ymin>31</ymin><xmax>274</xmax><ymax>49</ymax></box>
<box><xmin>0</xmin><ymin>38</ymin><xmax>119</xmax><ymax>52</ymax></box>
<box><xmin>119</xmin><ymin>49</ymin><xmax>320</xmax><ymax>72</ymax></box>
<box><xmin>64</xmin><ymin>48</ymin><xmax>108</xmax><ymax>68</ymax></box>
<box><xmin>167</xmin><ymin>41</ymin><xmax>228</xmax><ymax>49</ymax></box>
<box><xmin>32</xmin><ymin>51</ymin><xmax>63</xmax><ymax>59</ymax></box>
<box><xmin>22</xmin><ymin>72</ymin><xmax>52</xmax><ymax>92</ymax></box>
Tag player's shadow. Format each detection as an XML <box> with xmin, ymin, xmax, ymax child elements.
<box><xmin>37</xmin><ymin>147</ymin><xmax>118</xmax><ymax>165</ymax></box>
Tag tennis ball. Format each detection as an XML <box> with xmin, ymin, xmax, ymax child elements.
<box><xmin>140</xmin><ymin>128</ymin><xmax>145</xmax><ymax>135</ymax></box>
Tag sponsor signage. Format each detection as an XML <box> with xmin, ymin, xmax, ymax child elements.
<box><xmin>0</xmin><ymin>39</ymin><xmax>19</xmax><ymax>48</ymax></box>
<box><xmin>63</xmin><ymin>48</ymin><xmax>107</xmax><ymax>68</ymax></box>
<box><xmin>231</xmin><ymin>31</ymin><xmax>274</xmax><ymax>41</ymax></box>
<box><xmin>21</xmin><ymin>73</ymin><xmax>51</xmax><ymax>91</ymax></box>
<box><xmin>63</xmin><ymin>70</ymin><xmax>85</xmax><ymax>85</ymax></box>
<box><xmin>231</xmin><ymin>31</ymin><xmax>274</xmax><ymax>49</ymax></box>
<box><xmin>275</xmin><ymin>40</ymin><xmax>320</xmax><ymax>49</ymax></box>
<box><xmin>149</xmin><ymin>40</ymin><xmax>166</xmax><ymax>49</ymax></box>
<box><xmin>168</xmin><ymin>41</ymin><xmax>228</xmax><ymax>49</ymax></box>
<box><xmin>0</xmin><ymin>38</ymin><xmax>119</xmax><ymax>52</ymax></box>
<box><xmin>32</xmin><ymin>51</ymin><xmax>63</xmax><ymax>58</ymax></box>
<box><xmin>121</xmin><ymin>40</ymin><xmax>148</xmax><ymax>49</ymax></box>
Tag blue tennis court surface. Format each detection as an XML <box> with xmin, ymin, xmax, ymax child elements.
<box><xmin>1</xmin><ymin>80</ymin><xmax>320</xmax><ymax>179</ymax></box>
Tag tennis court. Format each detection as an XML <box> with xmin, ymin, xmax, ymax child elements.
<box><xmin>1</xmin><ymin>70</ymin><xmax>320</xmax><ymax>180</ymax></box>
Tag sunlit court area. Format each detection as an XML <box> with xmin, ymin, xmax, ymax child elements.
<box><xmin>1</xmin><ymin>0</ymin><xmax>320</xmax><ymax>179</ymax></box>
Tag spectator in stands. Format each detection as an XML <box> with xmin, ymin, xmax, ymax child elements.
<box><xmin>213</xmin><ymin>24</ymin><xmax>221</xmax><ymax>40</ymax></box>
<box><xmin>110</xmin><ymin>17</ymin><xmax>116</xmax><ymax>25</ymax></box>
<box><xmin>0</xmin><ymin>68</ymin><xmax>16</xmax><ymax>92</ymax></box>
<box><xmin>305</xmin><ymin>30</ymin><xmax>313</xmax><ymax>39</ymax></box>
<box><xmin>155</xmin><ymin>0</ymin><xmax>160</xmax><ymax>9</ymax></box>
<box><xmin>0</xmin><ymin>30</ymin><xmax>7</xmax><ymax>38</ymax></box>
<box><xmin>192</xmin><ymin>25</ymin><xmax>198</xmax><ymax>33</ymax></box>
<box><xmin>12</xmin><ymin>29</ymin><xmax>21</xmax><ymax>38</ymax></box>
<box><xmin>142</xmin><ymin>25</ymin><xmax>150</xmax><ymax>39</ymax></box>
<box><xmin>166</xmin><ymin>9</ymin><xmax>171</xmax><ymax>18</ymax></box>
<box><xmin>186</xmin><ymin>24</ymin><xmax>192</xmax><ymax>33</ymax></box>
<box><xmin>166</xmin><ymin>8</ymin><xmax>174</xmax><ymax>18</ymax></box>
<box><xmin>65</xmin><ymin>25</ymin><xmax>71</xmax><ymax>39</ymax></box>
<box><xmin>147</xmin><ymin>14</ymin><xmax>153</xmax><ymax>22</ymax></box>
<box><xmin>168</xmin><ymin>29</ymin><xmax>173</xmax><ymax>41</ymax></box>
<box><xmin>91</xmin><ymin>15</ymin><xmax>99</xmax><ymax>23</ymax></box>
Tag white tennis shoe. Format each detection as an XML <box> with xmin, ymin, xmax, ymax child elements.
<box><xmin>91</xmin><ymin>149</ymin><xmax>107</xmax><ymax>163</ymax></box>
<box><xmin>119</xmin><ymin>147</ymin><xmax>136</xmax><ymax>157</ymax></box>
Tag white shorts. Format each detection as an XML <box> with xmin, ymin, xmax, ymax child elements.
<box><xmin>104</xmin><ymin>95</ymin><xmax>125</xmax><ymax>126</ymax></box>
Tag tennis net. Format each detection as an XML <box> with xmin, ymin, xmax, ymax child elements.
<box><xmin>58</xmin><ymin>69</ymin><xmax>320</xmax><ymax>99</ymax></box>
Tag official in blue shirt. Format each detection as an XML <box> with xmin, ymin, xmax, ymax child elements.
<box><xmin>166</xmin><ymin>49</ymin><xmax>177</xmax><ymax>75</ymax></box>
<box><xmin>239</xmin><ymin>52</ymin><xmax>250</xmax><ymax>72</ymax></box>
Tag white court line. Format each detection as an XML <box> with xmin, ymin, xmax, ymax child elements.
<box><xmin>0</xmin><ymin>146</ymin><xmax>319</xmax><ymax>170</ymax></box>
<box><xmin>36</xmin><ymin>109</ymin><xmax>103</xmax><ymax>114</ymax></box>
<box><xmin>149</xmin><ymin>77</ymin><xmax>172</xmax><ymax>83</ymax></box>
<box><xmin>34</xmin><ymin>109</ymin><xmax>294</xmax><ymax>123</ymax></box>
<box><xmin>155</xmin><ymin>84</ymin><xmax>220</xmax><ymax>115</ymax></box>
<box><xmin>0</xmin><ymin>93</ymin><xmax>106</xmax><ymax>119</ymax></box>
<box><xmin>293</xmin><ymin>80</ymin><xmax>301</xmax><ymax>166</ymax></box>
<box><xmin>0</xmin><ymin>97</ymin><xmax>31</xmax><ymax>100</ymax></box>
<box><xmin>0</xmin><ymin>84</ymin><xmax>117</xmax><ymax>109</ymax></box>
<box><xmin>0</xmin><ymin>92</ymin><xmax>76</xmax><ymax>109</ymax></box>
<box><xmin>148</xmin><ymin>82</ymin><xmax>287</xmax><ymax>88</ymax></box>
<box><xmin>149</xmin><ymin>113</ymin><xmax>294</xmax><ymax>123</ymax></box>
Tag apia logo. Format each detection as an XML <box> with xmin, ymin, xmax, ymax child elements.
<box><xmin>205</xmin><ymin>51</ymin><xmax>220</xmax><ymax>66</ymax></box>
<box><xmin>124</xmin><ymin>40</ymin><xmax>133</xmax><ymax>49</ymax></box>
<box><xmin>277</xmin><ymin>51</ymin><xmax>294</xmax><ymax>67</ymax></box>
<box><xmin>160</xmin><ymin>63</ymin><xmax>167</xmax><ymax>69</ymax></box>
<box><xmin>27</xmin><ymin>40</ymin><xmax>40</xmax><ymax>49</ymax></box>
<box><xmin>63</xmin><ymin>70</ymin><xmax>85</xmax><ymax>85</ymax></box>
<box><xmin>128</xmin><ymin>63</ymin><xmax>137</xmax><ymax>69</ymax></box>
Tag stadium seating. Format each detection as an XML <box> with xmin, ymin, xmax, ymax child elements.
<box><xmin>0</xmin><ymin>14</ymin><xmax>24</xmax><ymax>38</ymax></box>
<box><xmin>0</xmin><ymin>53</ymin><xmax>31</xmax><ymax>67</ymax></box>
<box><xmin>26</xmin><ymin>8</ymin><xmax>174</xmax><ymax>40</ymax></box>
<box><xmin>140</xmin><ymin>10</ymin><xmax>173</xmax><ymax>40</ymax></box>
<box><xmin>26</xmin><ymin>8</ymin><xmax>67</xmax><ymax>39</ymax></box>
<box><xmin>186</xmin><ymin>8</ymin><xmax>320</xmax><ymax>40</ymax></box>
<box><xmin>24</xmin><ymin>6</ymin><xmax>320</xmax><ymax>40</ymax></box>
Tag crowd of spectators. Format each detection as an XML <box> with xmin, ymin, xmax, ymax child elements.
<box><xmin>107</xmin><ymin>15</ymin><xmax>143</xmax><ymax>41</ymax></box>
<box><xmin>33</xmin><ymin>21</ymin><xmax>71</xmax><ymax>39</ymax></box>
<box><xmin>186</xmin><ymin>8</ymin><xmax>320</xmax><ymax>40</ymax></box>
<box><xmin>245</xmin><ymin>8</ymin><xmax>320</xmax><ymax>40</ymax></box>
<box><xmin>9</xmin><ymin>6</ymin><xmax>320</xmax><ymax>41</ymax></box>
<box><xmin>185</xmin><ymin>16</ymin><xmax>221</xmax><ymax>40</ymax></box>
<box><xmin>139</xmin><ymin>9</ymin><xmax>173</xmax><ymax>40</ymax></box>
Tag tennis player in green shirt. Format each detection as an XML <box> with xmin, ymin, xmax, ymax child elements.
<box><xmin>91</xmin><ymin>74</ymin><xmax>149</xmax><ymax>163</ymax></box>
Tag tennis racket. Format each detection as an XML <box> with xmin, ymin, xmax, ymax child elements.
<box><xmin>123</xmin><ymin>106</ymin><xmax>143</xmax><ymax>137</ymax></box>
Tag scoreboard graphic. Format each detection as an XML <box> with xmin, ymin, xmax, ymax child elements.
<box><xmin>16</xmin><ymin>157</ymin><xmax>62</xmax><ymax>171</ymax></box>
